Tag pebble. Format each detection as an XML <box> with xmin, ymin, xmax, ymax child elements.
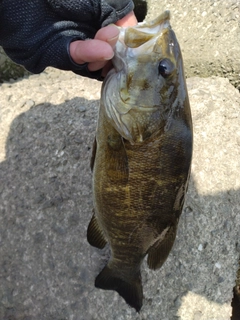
<box><xmin>77</xmin><ymin>106</ymin><xmax>86</xmax><ymax>112</ymax></box>
<box><xmin>23</xmin><ymin>99</ymin><xmax>35</xmax><ymax>109</ymax></box>
<box><xmin>215</xmin><ymin>262</ymin><xmax>222</xmax><ymax>269</ymax></box>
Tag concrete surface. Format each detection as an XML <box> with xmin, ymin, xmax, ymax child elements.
<box><xmin>0</xmin><ymin>69</ymin><xmax>240</xmax><ymax>319</ymax></box>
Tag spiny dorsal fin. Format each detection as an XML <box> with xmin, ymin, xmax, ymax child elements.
<box><xmin>95</xmin><ymin>265</ymin><xmax>143</xmax><ymax>312</ymax></box>
<box><xmin>87</xmin><ymin>213</ymin><xmax>107</xmax><ymax>249</ymax></box>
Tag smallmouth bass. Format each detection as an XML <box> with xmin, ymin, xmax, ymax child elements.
<box><xmin>87</xmin><ymin>11</ymin><xmax>193</xmax><ymax>312</ymax></box>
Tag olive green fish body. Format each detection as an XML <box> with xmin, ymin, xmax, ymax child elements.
<box><xmin>87</xmin><ymin>11</ymin><xmax>193</xmax><ymax>312</ymax></box>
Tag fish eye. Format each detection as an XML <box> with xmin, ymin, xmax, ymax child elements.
<box><xmin>158</xmin><ymin>59</ymin><xmax>175</xmax><ymax>78</ymax></box>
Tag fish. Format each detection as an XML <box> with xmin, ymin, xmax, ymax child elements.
<box><xmin>87</xmin><ymin>10</ymin><xmax>193</xmax><ymax>312</ymax></box>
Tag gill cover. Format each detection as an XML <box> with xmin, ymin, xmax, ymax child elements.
<box><xmin>101</xmin><ymin>11</ymin><xmax>183</xmax><ymax>144</ymax></box>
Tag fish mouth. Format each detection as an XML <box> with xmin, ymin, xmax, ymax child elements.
<box><xmin>123</xmin><ymin>10</ymin><xmax>171</xmax><ymax>49</ymax></box>
<box><xmin>113</xmin><ymin>10</ymin><xmax>171</xmax><ymax>69</ymax></box>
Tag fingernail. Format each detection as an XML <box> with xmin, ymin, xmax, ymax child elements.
<box><xmin>104</xmin><ymin>52</ymin><xmax>114</xmax><ymax>61</ymax></box>
<box><xmin>107</xmin><ymin>25</ymin><xmax>120</xmax><ymax>42</ymax></box>
<box><xmin>108</xmin><ymin>24</ymin><xmax>121</xmax><ymax>30</ymax></box>
<box><xmin>107</xmin><ymin>36</ymin><xmax>119</xmax><ymax>43</ymax></box>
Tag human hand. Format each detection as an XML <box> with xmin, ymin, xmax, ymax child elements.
<box><xmin>69</xmin><ymin>11</ymin><xmax>138</xmax><ymax>77</ymax></box>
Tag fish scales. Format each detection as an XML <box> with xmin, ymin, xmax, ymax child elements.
<box><xmin>87</xmin><ymin>11</ymin><xmax>193</xmax><ymax>312</ymax></box>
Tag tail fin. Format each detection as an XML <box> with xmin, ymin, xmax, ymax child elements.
<box><xmin>95</xmin><ymin>265</ymin><xmax>143</xmax><ymax>312</ymax></box>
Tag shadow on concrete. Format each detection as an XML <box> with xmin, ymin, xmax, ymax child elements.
<box><xmin>0</xmin><ymin>98</ymin><xmax>239</xmax><ymax>319</ymax></box>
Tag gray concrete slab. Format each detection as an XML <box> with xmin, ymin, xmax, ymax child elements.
<box><xmin>0</xmin><ymin>69</ymin><xmax>239</xmax><ymax>319</ymax></box>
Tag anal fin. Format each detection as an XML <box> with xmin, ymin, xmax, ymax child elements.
<box><xmin>87</xmin><ymin>213</ymin><xmax>107</xmax><ymax>249</ymax></box>
<box><xmin>147</xmin><ymin>224</ymin><xmax>177</xmax><ymax>270</ymax></box>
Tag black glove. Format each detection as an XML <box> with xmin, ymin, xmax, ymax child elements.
<box><xmin>0</xmin><ymin>0</ymin><xmax>134</xmax><ymax>80</ymax></box>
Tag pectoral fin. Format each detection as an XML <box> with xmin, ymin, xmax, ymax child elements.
<box><xmin>87</xmin><ymin>213</ymin><xmax>107</xmax><ymax>249</ymax></box>
<box><xmin>147</xmin><ymin>224</ymin><xmax>177</xmax><ymax>270</ymax></box>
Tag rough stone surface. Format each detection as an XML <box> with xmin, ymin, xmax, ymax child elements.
<box><xmin>0</xmin><ymin>69</ymin><xmax>240</xmax><ymax>319</ymax></box>
<box><xmin>1</xmin><ymin>1</ymin><xmax>240</xmax><ymax>90</ymax></box>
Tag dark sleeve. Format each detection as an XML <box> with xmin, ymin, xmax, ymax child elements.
<box><xmin>0</xmin><ymin>0</ymin><xmax>134</xmax><ymax>79</ymax></box>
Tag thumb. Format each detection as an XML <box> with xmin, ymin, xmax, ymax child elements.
<box><xmin>69</xmin><ymin>39</ymin><xmax>114</xmax><ymax>65</ymax></box>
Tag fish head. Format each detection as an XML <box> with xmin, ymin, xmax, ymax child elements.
<box><xmin>101</xmin><ymin>11</ymin><xmax>188</xmax><ymax>144</ymax></box>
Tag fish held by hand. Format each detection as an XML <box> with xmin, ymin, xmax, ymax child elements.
<box><xmin>87</xmin><ymin>10</ymin><xmax>193</xmax><ymax>312</ymax></box>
